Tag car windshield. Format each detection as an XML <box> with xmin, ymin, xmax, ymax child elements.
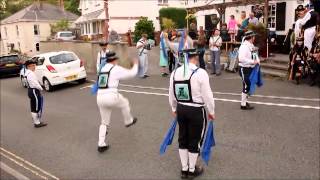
<box><xmin>60</xmin><ymin>33</ymin><xmax>73</xmax><ymax>37</ymax></box>
<box><xmin>49</xmin><ymin>53</ymin><xmax>77</xmax><ymax>64</ymax></box>
<box><xmin>0</xmin><ymin>55</ymin><xmax>19</xmax><ymax>63</ymax></box>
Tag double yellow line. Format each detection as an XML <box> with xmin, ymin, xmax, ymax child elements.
<box><xmin>0</xmin><ymin>147</ymin><xmax>59</xmax><ymax>180</ymax></box>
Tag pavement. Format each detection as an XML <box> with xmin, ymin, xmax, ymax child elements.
<box><xmin>1</xmin><ymin>65</ymin><xmax>320</xmax><ymax>179</ymax></box>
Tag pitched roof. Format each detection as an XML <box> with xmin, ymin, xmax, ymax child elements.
<box><xmin>0</xmin><ymin>3</ymin><xmax>79</xmax><ymax>24</ymax></box>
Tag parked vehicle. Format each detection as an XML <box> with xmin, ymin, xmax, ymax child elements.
<box><xmin>20</xmin><ymin>51</ymin><xmax>87</xmax><ymax>91</ymax></box>
<box><xmin>55</xmin><ymin>31</ymin><xmax>75</xmax><ymax>41</ymax></box>
<box><xmin>0</xmin><ymin>54</ymin><xmax>23</xmax><ymax>76</ymax></box>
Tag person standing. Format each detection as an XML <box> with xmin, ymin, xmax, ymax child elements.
<box><xmin>168</xmin><ymin>30</ymin><xmax>177</xmax><ymax>73</ymax></box>
<box><xmin>299</xmin><ymin>4</ymin><xmax>318</xmax><ymax>51</ymax></box>
<box><xmin>136</xmin><ymin>34</ymin><xmax>150</xmax><ymax>78</ymax></box>
<box><xmin>248</xmin><ymin>12</ymin><xmax>259</xmax><ymax>26</ymax></box>
<box><xmin>238</xmin><ymin>31</ymin><xmax>260</xmax><ymax>110</ymax></box>
<box><xmin>96</xmin><ymin>53</ymin><xmax>138</xmax><ymax>153</ymax></box>
<box><xmin>169</xmin><ymin>49</ymin><xmax>215</xmax><ymax>179</ymax></box>
<box><xmin>228</xmin><ymin>15</ymin><xmax>238</xmax><ymax>42</ymax></box>
<box><xmin>196</xmin><ymin>28</ymin><xmax>207</xmax><ymax>69</ymax></box>
<box><xmin>209</xmin><ymin>29</ymin><xmax>222</xmax><ymax>75</ymax></box>
<box><xmin>24</xmin><ymin>60</ymin><xmax>47</xmax><ymax>128</ymax></box>
<box><xmin>96</xmin><ymin>42</ymin><xmax>110</xmax><ymax>73</ymax></box>
<box><xmin>160</xmin><ymin>30</ymin><xmax>169</xmax><ymax>77</ymax></box>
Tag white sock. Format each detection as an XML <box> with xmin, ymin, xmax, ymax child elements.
<box><xmin>188</xmin><ymin>152</ymin><xmax>198</xmax><ymax>172</ymax></box>
<box><xmin>98</xmin><ymin>125</ymin><xmax>108</xmax><ymax>147</ymax></box>
<box><xmin>179</xmin><ymin>149</ymin><xmax>189</xmax><ymax>171</ymax></box>
<box><xmin>31</xmin><ymin>113</ymin><xmax>40</xmax><ymax>125</ymax></box>
<box><xmin>241</xmin><ymin>92</ymin><xmax>247</xmax><ymax>106</ymax></box>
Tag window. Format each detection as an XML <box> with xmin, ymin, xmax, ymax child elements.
<box><xmin>268</xmin><ymin>4</ymin><xmax>276</xmax><ymax>29</ymax></box>
<box><xmin>92</xmin><ymin>22</ymin><xmax>97</xmax><ymax>34</ymax></box>
<box><xmin>158</xmin><ymin>0</ymin><xmax>168</xmax><ymax>4</ymax></box>
<box><xmin>34</xmin><ymin>25</ymin><xmax>40</xmax><ymax>35</ymax></box>
<box><xmin>36</xmin><ymin>43</ymin><xmax>40</xmax><ymax>51</ymax></box>
<box><xmin>85</xmin><ymin>23</ymin><xmax>89</xmax><ymax>34</ymax></box>
<box><xmin>4</xmin><ymin>27</ymin><xmax>7</xmax><ymax>37</ymax></box>
<box><xmin>49</xmin><ymin>53</ymin><xmax>77</xmax><ymax>64</ymax></box>
<box><xmin>16</xmin><ymin>25</ymin><xmax>19</xmax><ymax>37</ymax></box>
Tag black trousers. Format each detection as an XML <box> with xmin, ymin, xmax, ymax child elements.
<box><xmin>168</xmin><ymin>50</ymin><xmax>175</xmax><ymax>73</ymax></box>
<box><xmin>177</xmin><ymin>104</ymin><xmax>207</xmax><ymax>153</ymax></box>
<box><xmin>198</xmin><ymin>48</ymin><xmax>206</xmax><ymax>69</ymax></box>
<box><xmin>239</xmin><ymin>67</ymin><xmax>253</xmax><ymax>94</ymax></box>
<box><xmin>28</xmin><ymin>88</ymin><xmax>42</xmax><ymax>113</ymax></box>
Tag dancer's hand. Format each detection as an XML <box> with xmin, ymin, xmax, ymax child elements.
<box><xmin>172</xmin><ymin>111</ymin><xmax>176</xmax><ymax>117</ymax></box>
<box><xmin>208</xmin><ymin>114</ymin><xmax>215</xmax><ymax>120</ymax></box>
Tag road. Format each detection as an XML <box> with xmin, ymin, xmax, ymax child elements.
<box><xmin>1</xmin><ymin>71</ymin><xmax>319</xmax><ymax>180</ymax></box>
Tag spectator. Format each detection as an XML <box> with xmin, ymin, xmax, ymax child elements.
<box><xmin>237</xmin><ymin>11</ymin><xmax>249</xmax><ymax>41</ymax></box>
<box><xmin>197</xmin><ymin>28</ymin><xmax>206</xmax><ymax>69</ymax></box>
<box><xmin>160</xmin><ymin>30</ymin><xmax>169</xmax><ymax>77</ymax></box>
<box><xmin>228</xmin><ymin>15</ymin><xmax>238</xmax><ymax>42</ymax></box>
<box><xmin>248</xmin><ymin>12</ymin><xmax>259</xmax><ymax>26</ymax></box>
<box><xmin>136</xmin><ymin>34</ymin><xmax>150</xmax><ymax>78</ymax></box>
<box><xmin>220</xmin><ymin>23</ymin><xmax>231</xmax><ymax>42</ymax></box>
<box><xmin>209</xmin><ymin>29</ymin><xmax>222</xmax><ymax>75</ymax></box>
<box><xmin>168</xmin><ymin>29</ymin><xmax>176</xmax><ymax>73</ymax></box>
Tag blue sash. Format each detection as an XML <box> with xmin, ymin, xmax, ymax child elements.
<box><xmin>160</xmin><ymin>118</ymin><xmax>178</xmax><ymax>155</ymax></box>
<box><xmin>201</xmin><ymin>121</ymin><xmax>216</xmax><ymax>165</ymax></box>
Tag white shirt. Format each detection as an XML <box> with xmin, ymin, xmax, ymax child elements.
<box><xmin>299</xmin><ymin>9</ymin><xmax>314</xmax><ymax>27</ymax></box>
<box><xmin>136</xmin><ymin>38</ymin><xmax>149</xmax><ymax>55</ymax></box>
<box><xmin>25</xmin><ymin>69</ymin><xmax>43</xmax><ymax>90</ymax></box>
<box><xmin>249</xmin><ymin>17</ymin><xmax>259</xmax><ymax>25</ymax></box>
<box><xmin>238</xmin><ymin>40</ymin><xmax>260</xmax><ymax>68</ymax></box>
<box><xmin>97</xmin><ymin>63</ymin><xmax>138</xmax><ymax>94</ymax></box>
<box><xmin>96</xmin><ymin>50</ymin><xmax>110</xmax><ymax>72</ymax></box>
<box><xmin>209</xmin><ymin>36</ymin><xmax>222</xmax><ymax>51</ymax></box>
<box><xmin>295</xmin><ymin>18</ymin><xmax>303</xmax><ymax>38</ymax></box>
<box><xmin>169</xmin><ymin>63</ymin><xmax>215</xmax><ymax>115</ymax></box>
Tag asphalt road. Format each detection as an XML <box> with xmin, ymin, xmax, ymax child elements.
<box><xmin>1</xmin><ymin>71</ymin><xmax>319</xmax><ymax>180</ymax></box>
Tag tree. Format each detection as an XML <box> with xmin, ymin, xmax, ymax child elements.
<box><xmin>161</xmin><ymin>18</ymin><xmax>176</xmax><ymax>30</ymax></box>
<box><xmin>159</xmin><ymin>8</ymin><xmax>187</xmax><ymax>29</ymax></box>
<box><xmin>50</xmin><ymin>19</ymin><xmax>70</xmax><ymax>35</ymax></box>
<box><xmin>133</xmin><ymin>17</ymin><xmax>155</xmax><ymax>42</ymax></box>
<box><xmin>64</xmin><ymin>0</ymin><xmax>81</xmax><ymax>16</ymax></box>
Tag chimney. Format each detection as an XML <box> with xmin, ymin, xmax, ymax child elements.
<box><xmin>59</xmin><ymin>0</ymin><xmax>65</xmax><ymax>11</ymax></box>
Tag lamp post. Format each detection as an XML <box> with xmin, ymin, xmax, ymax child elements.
<box><xmin>104</xmin><ymin>0</ymin><xmax>109</xmax><ymax>42</ymax></box>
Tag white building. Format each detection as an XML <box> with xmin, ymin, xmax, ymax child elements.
<box><xmin>0</xmin><ymin>2</ymin><xmax>78</xmax><ymax>56</ymax></box>
<box><xmin>75</xmin><ymin>0</ymin><xmax>309</xmax><ymax>40</ymax></box>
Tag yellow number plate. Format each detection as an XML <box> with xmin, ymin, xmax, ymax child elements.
<box><xmin>65</xmin><ymin>75</ymin><xmax>77</xmax><ymax>81</ymax></box>
<box><xmin>5</xmin><ymin>64</ymin><xmax>16</xmax><ymax>67</ymax></box>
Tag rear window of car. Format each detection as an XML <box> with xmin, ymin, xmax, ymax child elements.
<box><xmin>60</xmin><ymin>32</ymin><xmax>73</xmax><ymax>37</ymax></box>
<box><xmin>0</xmin><ymin>55</ymin><xmax>19</xmax><ymax>63</ymax></box>
<box><xmin>49</xmin><ymin>53</ymin><xmax>77</xmax><ymax>64</ymax></box>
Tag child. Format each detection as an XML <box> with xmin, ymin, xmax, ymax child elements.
<box><xmin>228</xmin><ymin>15</ymin><xmax>238</xmax><ymax>42</ymax></box>
<box><xmin>24</xmin><ymin>60</ymin><xmax>47</xmax><ymax>128</ymax></box>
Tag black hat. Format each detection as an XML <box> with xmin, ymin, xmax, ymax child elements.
<box><xmin>99</xmin><ymin>42</ymin><xmax>108</xmax><ymax>46</ymax></box>
<box><xmin>182</xmin><ymin>48</ymin><xmax>199</xmax><ymax>58</ymax></box>
<box><xmin>297</xmin><ymin>5</ymin><xmax>305</xmax><ymax>12</ymax></box>
<box><xmin>106</xmin><ymin>51</ymin><xmax>118</xmax><ymax>62</ymax></box>
<box><xmin>244</xmin><ymin>30</ymin><xmax>257</xmax><ymax>38</ymax></box>
<box><xmin>25</xmin><ymin>60</ymin><xmax>36</xmax><ymax>67</ymax></box>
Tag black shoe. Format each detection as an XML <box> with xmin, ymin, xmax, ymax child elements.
<box><xmin>216</xmin><ymin>73</ymin><xmax>221</xmax><ymax>76</ymax></box>
<box><xmin>34</xmin><ymin>122</ymin><xmax>47</xmax><ymax>128</ymax></box>
<box><xmin>144</xmin><ymin>75</ymin><xmax>149</xmax><ymax>78</ymax></box>
<box><xmin>181</xmin><ymin>170</ymin><xmax>188</xmax><ymax>179</ymax></box>
<box><xmin>188</xmin><ymin>166</ymin><xmax>204</xmax><ymax>179</ymax></box>
<box><xmin>125</xmin><ymin>117</ymin><xmax>138</xmax><ymax>128</ymax></box>
<box><xmin>241</xmin><ymin>103</ymin><xmax>254</xmax><ymax>110</ymax></box>
<box><xmin>97</xmin><ymin>145</ymin><xmax>110</xmax><ymax>153</ymax></box>
<box><xmin>211</xmin><ymin>72</ymin><xmax>216</xmax><ymax>75</ymax></box>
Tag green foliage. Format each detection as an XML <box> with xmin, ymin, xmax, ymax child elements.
<box><xmin>133</xmin><ymin>17</ymin><xmax>155</xmax><ymax>43</ymax></box>
<box><xmin>159</xmin><ymin>7</ymin><xmax>187</xmax><ymax>30</ymax></box>
<box><xmin>64</xmin><ymin>0</ymin><xmax>81</xmax><ymax>16</ymax></box>
<box><xmin>50</xmin><ymin>19</ymin><xmax>70</xmax><ymax>35</ymax></box>
<box><xmin>161</xmin><ymin>18</ymin><xmax>176</xmax><ymax>30</ymax></box>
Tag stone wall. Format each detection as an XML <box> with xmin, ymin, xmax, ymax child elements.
<box><xmin>39</xmin><ymin>41</ymin><xmax>131</xmax><ymax>73</ymax></box>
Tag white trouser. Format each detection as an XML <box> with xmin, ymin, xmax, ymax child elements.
<box><xmin>304</xmin><ymin>27</ymin><xmax>316</xmax><ymax>51</ymax></box>
<box><xmin>97</xmin><ymin>92</ymin><xmax>134</xmax><ymax>147</ymax></box>
<box><xmin>138</xmin><ymin>53</ymin><xmax>148</xmax><ymax>77</ymax></box>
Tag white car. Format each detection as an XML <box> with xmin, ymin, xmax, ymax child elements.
<box><xmin>55</xmin><ymin>31</ymin><xmax>75</xmax><ymax>41</ymax></box>
<box><xmin>20</xmin><ymin>51</ymin><xmax>87</xmax><ymax>91</ymax></box>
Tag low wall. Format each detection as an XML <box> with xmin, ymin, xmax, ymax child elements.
<box><xmin>40</xmin><ymin>41</ymin><xmax>131</xmax><ymax>73</ymax></box>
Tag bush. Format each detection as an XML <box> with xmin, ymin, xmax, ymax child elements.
<box><xmin>161</xmin><ymin>17</ymin><xmax>176</xmax><ymax>30</ymax></box>
<box><xmin>159</xmin><ymin>7</ymin><xmax>187</xmax><ymax>30</ymax></box>
<box><xmin>248</xmin><ymin>23</ymin><xmax>268</xmax><ymax>57</ymax></box>
<box><xmin>133</xmin><ymin>17</ymin><xmax>155</xmax><ymax>42</ymax></box>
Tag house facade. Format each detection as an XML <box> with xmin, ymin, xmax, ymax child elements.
<box><xmin>0</xmin><ymin>2</ymin><xmax>78</xmax><ymax>56</ymax></box>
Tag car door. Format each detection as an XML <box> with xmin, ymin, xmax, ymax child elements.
<box><xmin>34</xmin><ymin>57</ymin><xmax>45</xmax><ymax>85</ymax></box>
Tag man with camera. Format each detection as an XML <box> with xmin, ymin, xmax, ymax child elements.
<box><xmin>136</xmin><ymin>34</ymin><xmax>150</xmax><ymax>78</ymax></box>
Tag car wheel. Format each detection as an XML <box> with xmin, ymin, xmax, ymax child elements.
<box><xmin>20</xmin><ymin>76</ymin><xmax>27</xmax><ymax>88</ymax></box>
<box><xmin>77</xmin><ymin>78</ymin><xmax>86</xmax><ymax>84</ymax></box>
<box><xmin>43</xmin><ymin>78</ymin><xmax>53</xmax><ymax>92</ymax></box>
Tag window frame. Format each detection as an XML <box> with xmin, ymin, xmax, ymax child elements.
<box><xmin>267</xmin><ymin>3</ymin><xmax>276</xmax><ymax>29</ymax></box>
<box><xmin>34</xmin><ymin>24</ymin><xmax>40</xmax><ymax>35</ymax></box>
